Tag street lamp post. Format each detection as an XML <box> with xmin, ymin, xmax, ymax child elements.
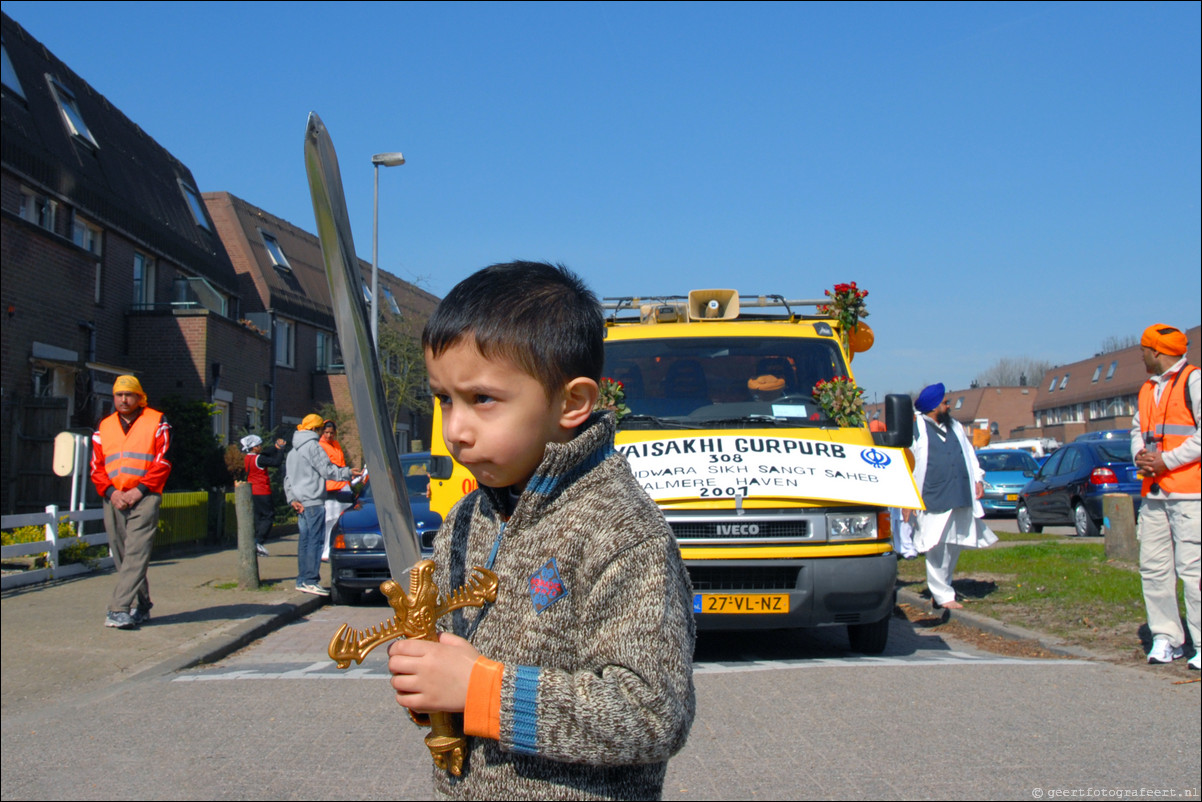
<box><xmin>371</xmin><ymin>151</ymin><xmax>405</xmax><ymax>355</ymax></box>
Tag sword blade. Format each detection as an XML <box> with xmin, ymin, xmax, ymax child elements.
<box><xmin>304</xmin><ymin>112</ymin><xmax>421</xmax><ymax>580</ymax></box>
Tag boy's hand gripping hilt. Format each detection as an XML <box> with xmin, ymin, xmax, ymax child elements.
<box><xmin>327</xmin><ymin>559</ymin><xmax>499</xmax><ymax>776</ymax></box>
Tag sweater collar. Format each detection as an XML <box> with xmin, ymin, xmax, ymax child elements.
<box><xmin>479</xmin><ymin>411</ymin><xmax>617</xmax><ymax>524</ymax></box>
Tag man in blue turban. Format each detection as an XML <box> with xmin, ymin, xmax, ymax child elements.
<box><xmin>908</xmin><ymin>383</ymin><xmax>997</xmax><ymax>609</ymax></box>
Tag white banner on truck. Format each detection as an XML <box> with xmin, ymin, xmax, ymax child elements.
<box><xmin>617</xmin><ymin>435</ymin><xmax>923</xmax><ymax>509</ymax></box>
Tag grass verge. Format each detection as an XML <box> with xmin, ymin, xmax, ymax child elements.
<box><xmin>897</xmin><ymin>536</ymin><xmax>1183</xmax><ymax>657</ymax></box>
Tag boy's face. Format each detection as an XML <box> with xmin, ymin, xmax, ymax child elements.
<box><xmin>426</xmin><ymin>340</ymin><xmax>572</xmax><ymax>492</ymax></box>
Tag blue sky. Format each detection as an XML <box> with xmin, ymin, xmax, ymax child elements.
<box><xmin>5</xmin><ymin>1</ymin><xmax>1199</xmax><ymax>397</ymax></box>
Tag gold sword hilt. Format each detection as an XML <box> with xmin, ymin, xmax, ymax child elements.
<box><xmin>327</xmin><ymin>560</ymin><xmax>499</xmax><ymax>775</ymax></box>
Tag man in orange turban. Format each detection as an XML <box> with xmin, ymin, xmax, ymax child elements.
<box><xmin>1131</xmin><ymin>324</ymin><xmax>1199</xmax><ymax>668</ymax></box>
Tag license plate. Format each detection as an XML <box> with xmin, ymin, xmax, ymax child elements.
<box><xmin>1005</xmin><ymin>494</ymin><xmax>1018</xmax><ymax>501</ymax></box>
<box><xmin>693</xmin><ymin>594</ymin><xmax>790</xmax><ymax>614</ymax></box>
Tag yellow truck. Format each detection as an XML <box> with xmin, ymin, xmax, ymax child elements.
<box><xmin>429</xmin><ymin>289</ymin><xmax>918</xmax><ymax>653</ymax></box>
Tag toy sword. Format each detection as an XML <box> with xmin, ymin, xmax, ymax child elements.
<box><xmin>304</xmin><ymin>113</ymin><xmax>496</xmax><ymax>775</ymax></box>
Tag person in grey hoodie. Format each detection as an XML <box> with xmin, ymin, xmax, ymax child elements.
<box><xmin>284</xmin><ymin>414</ymin><xmax>357</xmax><ymax>595</ymax></box>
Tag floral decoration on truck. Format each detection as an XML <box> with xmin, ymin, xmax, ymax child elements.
<box><xmin>817</xmin><ymin>282</ymin><xmax>869</xmax><ymax>350</ymax></box>
<box><xmin>812</xmin><ymin>375</ymin><xmax>867</xmax><ymax>428</ymax></box>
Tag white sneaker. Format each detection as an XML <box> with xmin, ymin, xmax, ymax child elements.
<box><xmin>1146</xmin><ymin>636</ymin><xmax>1184</xmax><ymax>664</ymax></box>
<box><xmin>255</xmin><ymin>543</ymin><xmax>269</xmax><ymax>557</ymax></box>
<box><xmin>1189</xmin><ymin>652</ymin><xmax>1200</xmax><ymax>670</ymax></box>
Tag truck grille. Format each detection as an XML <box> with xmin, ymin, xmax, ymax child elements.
<box><xmin>670</xmin><ymin>520</ymin><xmax>810</xmax><ymax>540</ymax></box>
<box><xmin>688</xmin><ymin>566</ymin><xmax>800</xmax><ymax>591</ymax></box>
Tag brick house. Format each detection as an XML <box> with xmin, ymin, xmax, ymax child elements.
<box><xmin>203</xmin><ymin>191</ymin><xmax>440</xmax><ymax>464</ymax></box>
<box><xmin>1021</xmin><ymin>325</ymin><xmax>1201</xmax><ymax>444</ymax></box>
<box><xmin>865</xmin><ymin>385</ymin><xmax>1037</xmax><ymax>445</ymax></box>
<box><xmin>1</xmin><ymin>12</ymin><xmax>266</xmax><ymax>513</ymax></box>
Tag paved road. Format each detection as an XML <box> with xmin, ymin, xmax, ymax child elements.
<box><xmin>4</xmin><ymin>594</ymin><xmax>1198</xmax><ymax>800</ymax></box>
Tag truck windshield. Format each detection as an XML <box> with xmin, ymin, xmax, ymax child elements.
<box><xmin>604</xmin><ymin>336</ymin><xmax>848</xmax><ymax>428</ymax></box>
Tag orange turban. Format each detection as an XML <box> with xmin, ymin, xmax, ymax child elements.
<box><xmin>748</xmin><ymin>375</ymin><xmax>786</xmax><ymax>393</ymax></box>
<box><xmin>1141</xmin><ymin>324</ymin><xmax>1188</xmax><ymax>356</ymax></box>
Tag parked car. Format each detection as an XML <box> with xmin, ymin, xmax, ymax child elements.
<box><xmin>329</xmin><ymin>452</ymin><xmax>441</xmax><ymax>605</ymax></box>
<box><xmin>1074</xmin><ymin>429</ymin><xmax>1128</xmax><ymax>442</ymax></box>
<box><xmin>975</xmin><ymin>449</ymin><xmax>1040</xmax><ymax>516</ymax></box>
<box><xmin>1016</xmin><ymin>439</ymin><xmax>1141</xmax><ymax>538</ymax></box>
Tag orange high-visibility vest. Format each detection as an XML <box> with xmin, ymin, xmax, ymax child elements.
<box><xmin>99</xmin><ymin>408</ymin><xmax>165</xmax><ymax>491</ymax></box>
<box><xmin>1138</xmin><ymin>365</ymin><xmax>1200</xmax><ymax>496</ymax></box>
<box><xmin>320</xmin><ymin>438</ymin><xmax>349</xmax><ymax>492</ymax></box>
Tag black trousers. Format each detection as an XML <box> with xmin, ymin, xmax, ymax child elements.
<box><xmin>252</xmin><ymin>493</ymin><xmax>274</xmax><ymax>544</ymax></box>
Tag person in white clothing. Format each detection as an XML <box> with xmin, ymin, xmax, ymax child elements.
<box><xmin>907</xmin><ymin>383</ymin><xmax>997</xmax><ymax>609</ymax></box>
<box><xmin>1130</xmin><ymin>323</ymin><xmax>1200</xmax><ymax>669</ymax></box>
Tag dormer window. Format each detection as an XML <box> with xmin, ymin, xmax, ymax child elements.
<box><xmin>261</xmin><ymin>231</ymin><xmax>291</xmax><ymax>270</ymax></box>
<box><xmin>179</xmin><ymin>181</ymin><xmax>212</xmax><ymax>231</ymax></box>
<box><xmin>47</xmin><ymin>75</ymin><xmax>97</xmax><ymax>148</ymax></box>
<box><xmin>382</xmin><ymin>286</ymin><xmax>402</xmax><ymax>315</ymax></box>
<box><xmin>2</xmin><ymin>41</ymin><xmax>25</xmax><ymax>99</ymax></box>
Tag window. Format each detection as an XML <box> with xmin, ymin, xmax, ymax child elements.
<box><xmin>316</xmin><ymin>331</ymin><xmax>340</xmax><ymax>371</ymax></box>
<box><xmin>274</xmin><ymin>318</ymin><xmax>295</xmax><ymax>368</ymax></box>
<box><xmin>1059</xmin><ymin>374</ymin><xmax>1070</xmax><ymax>390</ymax></box>
<box><xmin>47</xmin><ymin>75</ymin><xmax>97</xmax><ymax>148</ymax></box>
<box><xmin>2</xmin><ymin>41</ymin><xmax>25</xmax><ymax>99</ymax></box>
<box><xmin>362</xmin><ymin>281</ymin><xmax>372</xmax><ymax>304</ymax></box>
<box><xmin>382</xmin><ymin>286</ymin><xmax>401</xmax><ymax>315</ymax></box>
<box><xmin>1091</xmin><ymin>365</ymin><xmax>1102</xmax><ymax>383</ymax></box>
<box><xmin>72</xmin><ymin>213</ymin><xmax>103</xmax><ymax>256</ymax></box>
<box><xmin>133</xmin><ymin>252</ymin><xmax>156</xmax><ymax>309</ymax></box>
<box><xmin>1048</xmin><ymin>375</ymin><xmax>1058</xmax><ymax>392</ymax></box>
<box><xmin>955</xmin><ymin>397</ymin><xmax>964</xmax><ymax>410</ymax></box>
<box><xmin>1105</xmin><ymin>361</ymin><xmax>1118</xmax><ymax>380</ymax></box>
<box><xmin>19</xmin><ymin>187</ymin><xmax>56</xmax><ymax>231</ymax></box>
<box><xmin>246</xmin><ymin>397</ymin><xmax>264</xmax><ymax>431</ymax></box>
<box><xmin>179</xmin><ymin>182</ymin><xmax>211</xmax><ymax>231</ymax></box>
<box><xmin>211</xmin><ymin>400</ymin><xmax>230</xmax><ymax>446</ymax></box>
<box><xmin>261</xmin><ymin>231</ymin><xmax>291</xmax><ymax>270</ymax></box>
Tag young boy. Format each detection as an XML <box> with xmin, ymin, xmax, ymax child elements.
<box><xmin>388</xmin><ymin>261</ymin><xmax>696</xmax><ymax>800</ymax></box>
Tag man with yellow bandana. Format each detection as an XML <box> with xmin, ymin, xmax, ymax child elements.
<box><xmin>90</xmin><ymin>375</ymin><xmax>172</xmax><ymax>630</ymax></box>
<box><xmin>1131</xmin><ymin>324</ymin><xmax>1200</xmax><ymax>669</ymax></box>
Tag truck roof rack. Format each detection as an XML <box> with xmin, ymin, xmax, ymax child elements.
<box><xmin>600</xmin><ymin>293</ymin><xmax>828</xmax><ymax>324</ymax></box>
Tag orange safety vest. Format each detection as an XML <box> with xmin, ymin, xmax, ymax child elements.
<box><xmin>99</xmin><ymin>408</ymin><xmax>165</xmax><ymax>491</ymax></box>
<box><xmin>320</xmin><ymin>438</ymin><xmax>349</xmax><ymax>492</ymax></box>
<box><xmin>1138</xmin><ymin>365</ymin><xmax>1200</xmax><ymax>496</ymax></box>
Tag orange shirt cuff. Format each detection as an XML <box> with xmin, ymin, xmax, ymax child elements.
<box><xmin>463</xmin><ymin>656</ymin><xmax>504</xmax><ymax>740</ymax></box>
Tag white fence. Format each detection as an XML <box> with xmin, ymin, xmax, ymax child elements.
<box><xmin>1</xmin><ymin>505</ymin><xmax>111</xmax><ymax>591</ymax></box>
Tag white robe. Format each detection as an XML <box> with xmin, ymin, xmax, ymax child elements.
<box><xmin>909</xmin><ymin>414</ymin><xmax>997</xmax><ymax>554</ymax></box>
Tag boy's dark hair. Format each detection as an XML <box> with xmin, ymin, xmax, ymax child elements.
<box><xmin>423</xmin><ymin>261</ymin><xmax>604</xmax><ymax>397</ymax></box>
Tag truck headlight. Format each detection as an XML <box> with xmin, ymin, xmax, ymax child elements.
<box><xmin>826</xmin><ymin>513</ymin><xmax>877</xmax><ymax>541</ymax></box>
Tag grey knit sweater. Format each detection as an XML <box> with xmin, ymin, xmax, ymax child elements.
<box><xmin>428</xmin><ymin>412</ymin><xmax>696</xmax><ymax>801</ymax></box>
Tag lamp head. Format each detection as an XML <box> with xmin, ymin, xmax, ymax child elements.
<box><xmin>372</xmin><ymin>152</ymin><xmax>405</xmax><ymax>167</ymax></box>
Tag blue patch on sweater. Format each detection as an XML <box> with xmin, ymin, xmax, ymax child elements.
<box><xmin>529</xmin><ymin>558</ymin><xmax>567</xmax><ymax>614</ymax></box>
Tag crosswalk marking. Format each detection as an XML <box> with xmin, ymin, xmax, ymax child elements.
<box><xmin>175</xmin><ymin>651</ymin><xmax>1088</xmax><ymax>682</ymax></box>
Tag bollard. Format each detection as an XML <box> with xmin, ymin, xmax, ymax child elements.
<box><xmin>235</xmin><ymin>481</ymin><xmax>261</xmax><ymax>589</ymax></box>
<box><xmin>1103</xmin><ymin>493</ymin><xmax>1138</xmax><ymax>563</ymax></box>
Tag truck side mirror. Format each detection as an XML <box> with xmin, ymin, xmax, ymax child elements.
<box><xmin>428</xmin><ymin>455</ymin><xmax>454</xmax><ymax>480</ymax></box>
<box><xmin>871</xmin><ymin>394</ymin><xmax>914</xmax><ymax>448</ymax></box>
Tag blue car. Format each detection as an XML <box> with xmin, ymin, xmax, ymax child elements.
<box><xmin>1016</xmin><ymin>439</ymin><xmax>1141</xmax><ymax>538</ymax></box>
<box><xmin>976</xmin><ymin>449</ymin><xmax>1040</xmax><ymax>516</ymax></box>
<box><xmin>329</xmin><ymin>452</ymin><xmax>441</xmax><ymax>605</ymax></box>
